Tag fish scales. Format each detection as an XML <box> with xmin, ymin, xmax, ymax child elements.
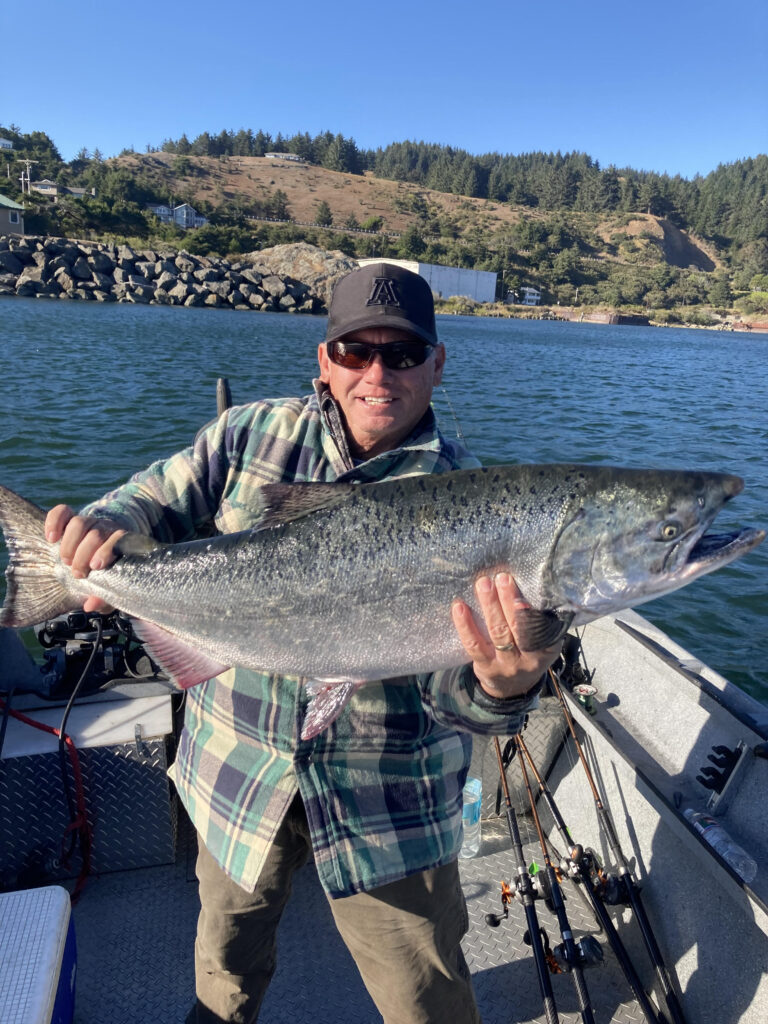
<box><xmin>0</xmin><ymin>465</ymin><xmax>764</xmax><ymax>715</ymax></box>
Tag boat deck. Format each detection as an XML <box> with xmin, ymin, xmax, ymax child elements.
<box><xmin>70</xmin><ymin>810</ymin><xmax>648</xmax><ymax>1024</ymax></box>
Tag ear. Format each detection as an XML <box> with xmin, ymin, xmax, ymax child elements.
<box><xmin>432</xmin><ymin>343</ymin><xmax>446</xmax><ymax>386</ymax></box>
<box><xmin>318</xmin><ymin>342</ymin><xmax>331</xmax><ymax>383</ymax></box>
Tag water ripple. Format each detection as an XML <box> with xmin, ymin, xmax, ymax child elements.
<box><xmin>1</xmin><ymin>299</ymin><xmax>766</xmax><ymax>700</ymax></box>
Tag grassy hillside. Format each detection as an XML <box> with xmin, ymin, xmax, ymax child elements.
<box><xmin>7</xmin><ymin>142</ymin><xmax>765</xmax><ymax>322</ymax></box>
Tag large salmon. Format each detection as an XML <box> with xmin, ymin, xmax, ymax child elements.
<box><xmin>0</xmin><ymin>466</ymin><xmax>763</xmax><ymax>736</ymax></box>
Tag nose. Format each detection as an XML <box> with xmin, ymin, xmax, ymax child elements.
<box><xmin>363</xmin><ymin>350</ymin><xmax>393</xmax><ymax>378</ymax></box>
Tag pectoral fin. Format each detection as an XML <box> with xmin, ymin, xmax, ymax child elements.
<box><xmin>301</xmin><ymin>678</ymin><xmax>365</xmax><ymax>740</ymax></box>
<box><xmin>515</xmin><ymin>609</ymin><xmax>574</xmax><ymax>651</ymax></box>
<box><xmin>131</xmin><ymin>619</ymin><xmax>230</xmax><ymax>689</ymax></box>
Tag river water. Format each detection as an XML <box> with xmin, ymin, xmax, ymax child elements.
<box><xmin>1</xmin><ymin>297</ymin><xmax>766</xmax><ymax>701</ymax></box>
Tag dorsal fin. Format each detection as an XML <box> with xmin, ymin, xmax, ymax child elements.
<box><xmin>254</xmin><ymin>481</ymin><xmax>356</xmax><ymax>531</ymax></box>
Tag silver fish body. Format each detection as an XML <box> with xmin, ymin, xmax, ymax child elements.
<box><xmin>0</xmin><ymin>465</ymin><xmax>763</xmax><ymax>731</ymax></box>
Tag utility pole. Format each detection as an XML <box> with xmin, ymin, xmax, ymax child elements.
<box><xmin>17</xmin><ymin>158</ymin><xmax>38</xmax><ymax>194</ymax></box>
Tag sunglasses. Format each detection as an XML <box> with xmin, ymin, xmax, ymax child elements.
<box><xmin>326</xmin><ymin>339</ymin><xmax>436</xmax><ymax>371</ymax></box>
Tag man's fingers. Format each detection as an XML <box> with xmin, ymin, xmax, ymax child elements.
<box><xmin>475</xmin><ymin>573</ymin><xmax>525</xmax><ymax>652</ymax></box>
<box><xmin>450</xmin><ymin>599</ymin><xmax>487</xmax><ymax>661</ymax></box>
<box><xmin>54</xmin><ymin>514</ymin><xmax>126</xmax><ymax>579</ymax></box>
<box><xmin>45</xmin><ymin>504</ymin><xmax>75</xmax><ymax>544</ymax></box>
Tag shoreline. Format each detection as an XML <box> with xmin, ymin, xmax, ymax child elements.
<box><xmin>2</xmin><ymin>233</ymin><xmax>766</xmax><ymax>334</ymax></box>
<box><xmin>434</xmin><ymin>299</ymin><xmax>768</xmax><ymax>334</ymax></box>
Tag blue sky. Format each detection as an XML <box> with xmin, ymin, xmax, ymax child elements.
<box><xmin>2</xmin><ymin>0</ymin><xmax>766</xmax><ymax>179</ymax></box>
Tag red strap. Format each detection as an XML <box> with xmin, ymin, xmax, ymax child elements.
<box><xmin>0</xmin><ymin>698</ymin><xmax>92</xmax><ymax>901</ymax></box>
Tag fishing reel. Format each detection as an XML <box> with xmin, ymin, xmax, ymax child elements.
<box><xmin>485</xmin><ymin>880</ymin><xmax>513</xmax><ymax>927</ymax></box>
<box><xmin>552</xmin><ymin>634</ymin><xmax>596</xmax><ymax>697</ymax></box>
<box><xmin>563</xmin><ymin>844</ymin><xmax>629</xmax><ymax>906</ymax></box>
<box><xmin>33</xmin><ymin>610</ymin><xmax>162</xmax><ymax>698</ymax></box>
<box><xmin>551</xmin><ymin>933</ymin><xmax>604</xmax><ymax>973</ymax></box>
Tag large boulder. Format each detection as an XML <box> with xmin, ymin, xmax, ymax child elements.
<box><xmin>0</xmin><ymin>250</ymin><xmax>24</xmax><ymax>276</ymax></box>
<box><xmin>240</xmin><ymin>243</ymin><xmax>356</xmax><ymax>309</ymax></box>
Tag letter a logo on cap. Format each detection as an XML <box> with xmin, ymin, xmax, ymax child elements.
<box><xmin>367</xmin><ymin>277</ymin><xmax>401</xmax><ymax>307</ymax></box>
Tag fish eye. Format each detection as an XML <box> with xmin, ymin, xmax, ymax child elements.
<box><xmin>659</xmin><ymin>520</ymin><xmax>682</xmax><ymax>541</ymax></box>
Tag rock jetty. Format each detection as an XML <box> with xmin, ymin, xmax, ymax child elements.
<box><xmin>0</xmin><ymin>237</ymin><xmax>357</xmax><ymax>313</ymax></box>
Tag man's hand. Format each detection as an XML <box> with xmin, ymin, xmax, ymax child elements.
<box><xmin>451</xmin><ymin>573</ymin><xmax>561</xmax><ymax>699</ymax></box>
<box><xmin>45</xmin><ymin>505</ymin><xmax>126</xmax><ymax>613</ymax></box>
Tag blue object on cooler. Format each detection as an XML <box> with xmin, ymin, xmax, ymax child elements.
<box><xmin>460</xmin><ymin>776</ymin><xmax>483</xmax><ymax>858</ymax></box>
<box><xmin>0</xmin><ymin>885</ymin><xmax>76</xmax><ymax>1024</ymax></box>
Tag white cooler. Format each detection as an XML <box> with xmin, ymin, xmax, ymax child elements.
<box><xmin>0</xmin><ymin>886</ymin><xmax>76</xmax><ymax>1024</ymax></box>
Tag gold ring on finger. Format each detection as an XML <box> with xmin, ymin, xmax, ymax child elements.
<box><xmin>494</xmin><ymin>641</ymin><xmax>517</xmax><ymax>652</ymax></box>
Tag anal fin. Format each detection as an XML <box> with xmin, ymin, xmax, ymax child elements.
<box><xmin>301</xmin><ymin>678</ymin><xmax>365</xmax><ymax>740</ymax></box>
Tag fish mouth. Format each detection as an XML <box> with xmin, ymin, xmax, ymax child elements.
<box><xmin>680</xmin><ymin>527</ymin><xmax>765</xmax><ymax>577</ymax></box>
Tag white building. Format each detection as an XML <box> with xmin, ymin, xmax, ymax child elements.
<box><xmin>357</xmin><ymin>258</ymin><xmax>497</xmax><ymax>304</ymax></box>
<box><xmin>0</xmin><ymin>138</ymin><xmax>13</xmax><ymax>151</ymax></box>
<box><xmin>519</xmin><ymin>286</ymin><xmax>541</xmax><ymax>306</ymax></box>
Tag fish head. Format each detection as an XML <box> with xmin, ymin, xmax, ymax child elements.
<box><xmin>547</xmin><ymin>468</ymin><xmax>765</xmax><ymax>619</ymax></box>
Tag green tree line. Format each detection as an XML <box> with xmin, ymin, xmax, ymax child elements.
<box><xmin>2</xmin><ymin>122</ymin><xmax>766</xmax><ymax>316</ymax></box>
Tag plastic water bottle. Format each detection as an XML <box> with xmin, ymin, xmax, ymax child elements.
<box><xmin>683</xmin><ymin>808</ymin><xmax>757</xmax><ymax>883</ymax></box>
<box><xmin>460</xmin><ymin>777</ymin><xmax>482</xmax><ymax>859</ymax></box>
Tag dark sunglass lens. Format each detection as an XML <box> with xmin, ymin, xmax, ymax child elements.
<box><xmin>381</xmin><ymin>342</ymin><xmax>432</xmax><ymax>369</ymax></box>
<box><xmin>328</xmin><ymin>340</ymin><xmax>433</xmax><ymax>370</ymax></box>
<box><xmin>329</xmin><ymin>342</ymin><xmax>370</xmax><ymax>368</ymax></box>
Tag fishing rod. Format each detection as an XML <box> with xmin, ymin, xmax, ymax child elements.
<box><xmin>516</xmin><ymin>731</ymin><xmax>667</xmax><ymax>1024</ymax></box>
<box><xmin>490</xmin><ymin>736</ymin><xmax>560</xmax><ymax>1024</ymax></box>
<box><xmin>514</xmin><ymin>734</ymin><xmax>600</xmax><ymax>1024</ymax></box>
<box><xmin>549</xmin><ymin>658</ymin><xmax>687</xmax><ymax>1024</ymax></box>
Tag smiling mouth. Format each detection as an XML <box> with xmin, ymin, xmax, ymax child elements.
<box><xmin>360</xmin><ymin>397</ymin><xmax>394</xmax><ymax>405</ymax></box>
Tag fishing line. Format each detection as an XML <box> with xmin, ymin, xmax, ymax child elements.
<box><xmin>437</xmin><ymin>384</ymin><xmax>466</xmax><ymax>441</ymax></box>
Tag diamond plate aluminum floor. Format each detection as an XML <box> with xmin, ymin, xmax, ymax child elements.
<box><xmin>69</xmin><ymin>812</ymin><xmax>650</xmax><ymax>1024</ymax></box>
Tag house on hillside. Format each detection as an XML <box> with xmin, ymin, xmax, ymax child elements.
<box><xmin>0</xmin><ymin>192</ymin><xmax>25</xmax><ymax>234</ymax></box>
<box><xmin>147</xmin><ymin>202</ymin><xmax>208</xmax><ymax>229</ymax></box>
<box><xmin>506</xmin><ymin>286</ymin><xmax>541</xmax><ymax>306</ymax></box>
<box><xmin>0</xmin><ymin>138</ymin><xmax>13</xmax><ymax>151</ymax></box>
<box><xmin>265</xmin><ymin>152</ymin><xmax>305</xmax><ymax>164</ymax></box>
<box><xmin>356</xmin><ymin>257</ymin><xmax>497</xmax><ymax>304</ymax></box>
<box><xmin>29</xmin><ymin>179</ymin><xmax>97</xmax><ymax>201</ymax></box>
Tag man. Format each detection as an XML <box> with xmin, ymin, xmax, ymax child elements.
<box><xmin>46</xmin><ymin>263</ymin><xmax>560</xmax><ymax>1024</ymax></box>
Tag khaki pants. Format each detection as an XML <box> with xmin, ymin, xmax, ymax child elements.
<box><xmin>191</xmin><ymin>794</ymin><xmax>481</xmax><ymax>1024</ymax></box>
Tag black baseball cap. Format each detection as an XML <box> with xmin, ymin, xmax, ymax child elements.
<box><xmin>325</xmin><ymin>262</ymin><xmax>438</xmax><ymax>346</ymax></box>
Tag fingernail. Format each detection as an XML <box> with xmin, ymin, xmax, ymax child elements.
<box><xmin>46</xmin><ymin>531</ymin><xmax>56</xmax><ymax>543</ymax></box>
<box><xmin>496</xmin><ymin>572</ymin><xmax>510</xmax><ymax>588</ymax></box>
<box><xmin>476</xmin><ymin>576</ymin><xmax>492</xmax><ymax>593</ymax></box>
<box><xmin>90</xmin><ymin>557</ymin><xmax>103</xmax><ymax>571</ymax></box>
<box><xmin>72</xmin><ymin>568</ymin><xmax>84</xmax><ymax>579</ymax></box>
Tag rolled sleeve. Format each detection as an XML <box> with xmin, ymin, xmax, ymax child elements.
<box><xmin>418</xmin><ymin>665</ymin><xmax>542</xmax><ymax>736</ymax></box>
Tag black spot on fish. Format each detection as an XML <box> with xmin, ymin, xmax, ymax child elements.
<box><xmin>530</xmin><ymin>487</ymin><xmax>537</xmax><ymax>495</ymax></box>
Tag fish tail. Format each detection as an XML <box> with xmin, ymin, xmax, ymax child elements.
<box><xmin>0</xmin><ymin>484</ymin><xmax>78</xmax><ymax>628</ymax></box>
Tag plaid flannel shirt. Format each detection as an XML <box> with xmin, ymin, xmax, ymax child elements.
<box><xmin>82</xmin><ymin>382</ymin><xmax>538</xmax><ymax>897</ymax></box>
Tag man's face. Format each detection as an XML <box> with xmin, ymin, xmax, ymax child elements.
<box><xmin>318</xmin><ymin>327</ymin><xmax>446</xmax><ymax>458</ymax></box>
